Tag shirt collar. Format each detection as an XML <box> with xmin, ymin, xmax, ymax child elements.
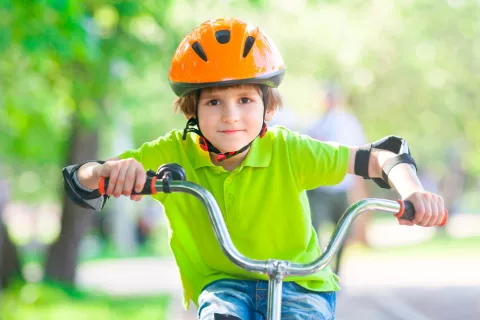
<box><xmin>243</xmin><ymin>132</ymin><xmax>272</xmax><ymax>168</ymax></box>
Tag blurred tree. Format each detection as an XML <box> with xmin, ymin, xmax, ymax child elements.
<box><xmin>0</xmin><ymin>174</ymin><xmax>20</xmax><ymax>289</ymax></box>
<box><xmin>0</xmin><ymin>224</ymin><xmax>21</xmax><ymax>289</ymax></box>
<box><xmin>1</xmin><ymin>0</ymin><xmax>177</xmax><ymax>285</ymax></box>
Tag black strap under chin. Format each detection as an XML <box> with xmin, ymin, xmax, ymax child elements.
<box><xmin>182</xmin><ymin>117</ymin><xmax>202</xmax><ymax>140</ymax></box>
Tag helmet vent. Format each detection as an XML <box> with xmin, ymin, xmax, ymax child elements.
<box><xmin>215</xmin><ymin>30</ymin><xmax>230</xmax><ymax>44</ymax></box>
<box><xmin>191</xmin><ymin>41</ymin><xmax>208</xmax><ymax>62</ymax></box>
<box><xmin>243</xmin><ymin>36</ymin><xmax>255</xmax><ymax>58</ymax></box>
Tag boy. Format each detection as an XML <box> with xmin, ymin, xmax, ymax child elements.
<box><xmin>63</xmin><ymin>18</ymin><xmax>446</xmax><ymax>320</ymax></box>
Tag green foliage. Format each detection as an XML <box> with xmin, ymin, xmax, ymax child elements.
<box><xmin>248</xmin><ymin>0</ymin><xmax>479</xmax><ymax>176</ymax></box>
<box><xmin>1</xmin><ymin>0</ymin><xmax>181</xmax><ymax>201</ymax></box>
<box><xmin>248</xmin><ymin>0</ymin><xmax>266</xmax><ymax>8</ymax></box>
<box><xmin>0</xmin><ymin>281</ymin><xmax>169</xmax><ymax>320</ymax></box>
<box><xmin>352</xmin><ymin>0</ymin><xmax>480</xmax><ymax>175</ymax></box>
<box><xmin>2</xmin><ymin>0</ymin><xmax>179</xmax><ymax>160</ymax></box>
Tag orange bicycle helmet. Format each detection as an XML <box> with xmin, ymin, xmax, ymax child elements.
<box><xmin>169</xmin><ymin>18</ymin><xmax>286</xmax><ymax>97</ymax></box>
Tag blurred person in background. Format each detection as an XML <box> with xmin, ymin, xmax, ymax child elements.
<box><xmin>136</xmin><ymin>198</ymin><xmax>164</xmax><ymax>246</ymax></box>
<box><xmin>269</xmin><ymin>104</ymin><xmax>302</xmax><ymax>132</ymax></box>
<box><xmin>305</xmin><ymin>82</ymin><xmax>370</xmax><ymax>275</ymax></box>
<box><xmin>417</xmin><ymin>166</ymin><xmax>440</xmax><ymax>195</ymax></box>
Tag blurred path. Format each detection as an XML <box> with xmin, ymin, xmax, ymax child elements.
<box><xmin>335</xmin><ymin>255</ymin><xmax>480</xmax><ymax>320</ymax></box>
<box><xmin>77</xmin><ymin>253</ymin><xmax>480</xmax><ymax>320</ymax></box>
<box><xmin>77</xmin><ymin>214</ymin><xmax>480</xmax><ymax>319</ymax></box>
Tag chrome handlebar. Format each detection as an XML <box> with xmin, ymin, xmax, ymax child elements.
<box><xmin>169</xmin><ymin>181</ymin><xmax>404</xmax><ymax>277</ymax></box>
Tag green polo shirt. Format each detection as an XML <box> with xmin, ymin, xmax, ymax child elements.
<box><xmin>119</xmin><ymin>126</ymin><xmax>349</xmax><ymax>308</ymax></box>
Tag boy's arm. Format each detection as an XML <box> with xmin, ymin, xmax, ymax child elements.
<box><xmin>347</xmin><ymin>146</ymin><xmax>446</xmax><ymax>227</ymax></box>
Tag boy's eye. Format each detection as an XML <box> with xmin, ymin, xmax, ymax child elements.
<box><xmin>207</xmin><ymin>99</ymin><xmax>220</xmax><ymax>106</ymax></box>
<box><xmin>240</xmin><ymin>97</ymin><xmax>251</xmax><ymax>104</ymax></box>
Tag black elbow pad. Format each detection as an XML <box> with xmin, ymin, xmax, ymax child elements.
<box><xmin>62</xmin><ymin>162</ymin><xmax>108</xmax><ymax>211</ymax></box>
<box><xmin>354</xmin><ymin>136</ymin><xmax>417</xmax><ymax>189</ymax></box>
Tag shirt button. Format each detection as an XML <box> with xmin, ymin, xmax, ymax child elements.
<box><xmin>226</xmin><ymin>177</ymin><xmax>232</xmax><ymax>184</ymax></box>
<box><xmin>227</xmin><ymin>195</ymin><xmax>234</xmax><ymax>201</ymax></box>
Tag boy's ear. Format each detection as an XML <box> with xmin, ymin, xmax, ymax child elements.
<box><xmin>264</xmin><ymin>108</ymin><xmax>276</xmax><ymax>122</ymax></box>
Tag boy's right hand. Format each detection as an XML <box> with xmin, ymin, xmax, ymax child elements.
<box><xmin>92</xmin><ymin>159</ymin><xmax>146</xmax><ymax>201</ymax></box>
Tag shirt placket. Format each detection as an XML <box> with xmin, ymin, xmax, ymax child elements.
<box><xmin>223</xmin><ymin>174</ymin><xmax>235</xmax><ymax>222</ymax></box>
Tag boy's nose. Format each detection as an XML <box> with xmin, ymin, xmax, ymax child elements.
<box><xmin>222</xmin><ymin>104</ymin><xmax>240</xmax><ymax>123</ymax></box>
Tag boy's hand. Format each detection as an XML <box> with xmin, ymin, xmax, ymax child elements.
<box><xmin>93</xmin><ymin>158</ymin><xmax>146</xmax><ymax>201</ymax></box>
<box><xmin>399</xmin><ymin>192</ymin><xmax>446</xmax><ymax>227</ymax></box>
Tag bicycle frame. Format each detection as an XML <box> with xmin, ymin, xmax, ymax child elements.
<box><xmin>161</xmin><ymin>180</ymin><xmax>405</xmax><ymax>320</ymax></box>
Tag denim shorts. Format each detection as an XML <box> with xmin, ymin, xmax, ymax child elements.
<box><xmin>197</xmin><ymin>279</ymin><xmax>336</xmax><ymax>320</ymax></box>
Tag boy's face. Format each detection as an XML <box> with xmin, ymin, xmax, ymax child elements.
<box><xmin>197</xmin><ymin>85</ymin><xmax>275</xmax><ymax>153</ymax></box>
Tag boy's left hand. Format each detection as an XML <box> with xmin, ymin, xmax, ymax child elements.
<box><xmin>399</xmin><ymin>191</ymin><xmax>446</xmax><ymax>227</ymax></box>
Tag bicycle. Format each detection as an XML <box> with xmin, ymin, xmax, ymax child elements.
<box><xmin>99</xmin><ymin>163</ymin><xmax>447</xmax><ymax>320</ymax></box>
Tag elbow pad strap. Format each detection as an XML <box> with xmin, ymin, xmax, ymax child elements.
<box><xmin>382</xmin><ymin>153</ymin><xmax>417</xmax><ymax>186</ymax></box>
<box><xmin>354</xmin><ymin>148</ymin><xmax>371</xmax><ymax>179</ymax></box>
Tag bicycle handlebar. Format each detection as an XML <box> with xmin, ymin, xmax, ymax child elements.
<box><xmin>99</xmin><ymin>176</ymin><xmax>159</xmax><ymax>196</ymax></box>
<box><xmin>98</xmin><ymin>166</ymin><xmax>447</xmax><ymax>278</ymax></box>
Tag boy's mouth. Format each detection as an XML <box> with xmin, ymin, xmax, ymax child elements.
<box><xmin>219</xmin><ymin>130</ymin><xmax>244</xmax><ymax>134</ymax></box>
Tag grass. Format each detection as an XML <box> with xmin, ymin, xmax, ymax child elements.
<box><xmin>318</xmin><ymin>210</ymin><xmax>480</xmax><ymax>259</ymax></box>
<box><xmin>344</xmin><ymin>234</ymin><xmax>480</xmax><ymax>259</ymax></box>
<box><xmin>0</xmin><ymin>281</ymin><xmax>169</xmax><ymax>320</ymax></box>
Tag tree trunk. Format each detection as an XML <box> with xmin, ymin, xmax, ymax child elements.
<box><xmin>0</xmin><ymin>221</ymin><xmax>22</xmax><ymax>288</ymax></box>
<box><xmin>44</xmin><ymin>117</ymin><xmax>98</xmax><ymax>284</ymax></box>
<box><xmin>107</xmin><ymin>115</ymin><xmax>137</xmax><ymax>256</ymax></box>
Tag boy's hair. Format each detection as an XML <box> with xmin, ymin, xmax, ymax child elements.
<box><xmin>174</xmin><ymin>84</ymin><xmax>283</xmax><ymax>117</ymax></box>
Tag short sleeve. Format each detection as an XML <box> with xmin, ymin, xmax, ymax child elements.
<box><xmin>288</xmin><ymin>132</ymin><xmax>349</xmax><ymax>190</ymax></box>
